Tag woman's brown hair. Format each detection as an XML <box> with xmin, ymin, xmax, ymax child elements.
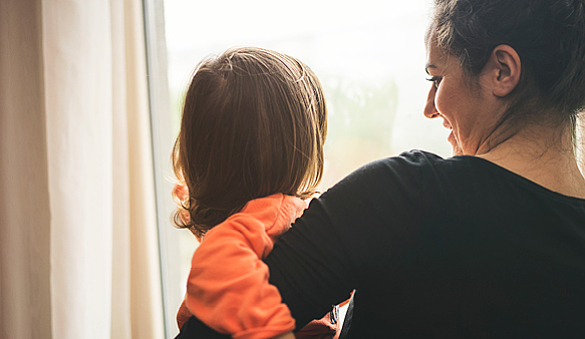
<box><xmin>172</xmin><ymin>46</ymin><xmax>327</xmax><ymax>238</ymax></box>
<box><xmin>432</xmin><ymin>0</ymin><xmax>585</xmax><ymax>132</ymax></box>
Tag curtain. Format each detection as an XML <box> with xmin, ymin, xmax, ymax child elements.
<box><xmin>0</xmin><ymin>0</ymin><xmax>165</xmax><ymax>338</ymax></box>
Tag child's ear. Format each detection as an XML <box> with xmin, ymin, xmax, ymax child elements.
<box><xmin>483</xmin><ymin>44</ymin><xmax>521</xmax><ymax>97</ymax></box>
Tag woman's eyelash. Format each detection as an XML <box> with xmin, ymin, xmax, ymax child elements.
<box><xmin>426</xmin><ymin>76</ymin><xmax>442</xmax><ymax>88</ymax></box>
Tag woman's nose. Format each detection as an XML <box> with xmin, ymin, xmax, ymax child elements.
<box><xmin>424</xmin><ymin>84</ymin><xmax>439</xmax><ymax>119</ymax></box>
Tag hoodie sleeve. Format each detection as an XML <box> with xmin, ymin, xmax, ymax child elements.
<box><xmin>181</xmin><ymin>194</ymin><xmax>304</xmax><ymax>339</ymax></box>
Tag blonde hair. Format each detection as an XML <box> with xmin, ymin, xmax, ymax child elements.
<box><xmin>172</xmin><ymin>46</ymin><xmax>327</xmax><ymax>238</ymax></box>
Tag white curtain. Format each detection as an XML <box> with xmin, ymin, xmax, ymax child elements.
<box><xmin>0</xmin><ymin>0</ymin><xmax>165</xmax><ymax>338</ymax></box>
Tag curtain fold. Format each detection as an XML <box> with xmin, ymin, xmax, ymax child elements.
<box><xmin>123</xmin><ymin>0</ymin><xmax>166</xmax><ymax>337</ymax></box>
<box><xmin>0</xmin><ymin>1</ymin><xmax>52</xmax><ymax>338</ymax></box>
<box><xmin>43</xmin><ymin>2</ymin><xmax>115</xmax><ymax>337</ymax></box>
<box><xmin>110</xmin><ymin>0</ymin><xmax>133</xmax><ymax>337</ymax></box>
<box><xmin>1</xmin><ymin>0</ymin><xmax>165</xmax><ymax>338</ymax></box>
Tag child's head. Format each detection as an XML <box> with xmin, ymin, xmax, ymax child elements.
<box><xmin>172</xmin><ymin>46</ymin><xmax>327</xmax><ymax>237</ymax></box>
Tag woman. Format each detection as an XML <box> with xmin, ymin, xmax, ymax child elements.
<box><xmin>178</xmin><ymin>0</ymin><xmax>585</xmax><ymax>337</ymax></box>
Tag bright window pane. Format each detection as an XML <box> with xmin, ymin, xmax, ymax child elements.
<box><xmin>159</xmin><ymin>0</ymin><xmax>450</xmax><ymax>336</ymax></box>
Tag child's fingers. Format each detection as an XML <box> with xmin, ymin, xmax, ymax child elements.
<box><xmin>173</xmin><ymin>183</ymin><xmax>189</xmax><ymax>201</ymax></box>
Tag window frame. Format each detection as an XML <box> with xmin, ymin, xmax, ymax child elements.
<box><xmin>142</xmin><ymin>0</ymin><xmax>182</xmax><ymax>337</ymax></box>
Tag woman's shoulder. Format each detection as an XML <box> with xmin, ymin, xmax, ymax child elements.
<box><xmin>351</xmin><ymin>149</ymin><xmax>474</xmax><ymax>175</ymax></box>
<box><xmin>331</xmin><ymin>149</ymin><xmax>470</xmax><ymax>191</ymax></box>
<box><xmin>316</xmin><ymin>150</ymin><xmax>464</xmax><ymax>227</ymax></box>
<box><xmin>323</xmin><ymin>149</ymin><xmax>585</xmax><ymax>216</ymax></box>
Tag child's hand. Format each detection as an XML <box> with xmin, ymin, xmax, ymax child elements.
<box><xmin>176</xmin><ymin>298</ymin><xmax>193</xmax><ymax>330</ymax></box>
<box><xmin>173</xmin><ymin>183</ymin><xmax>191</xmax><ymax>224</ymax></box>
<box><xmin>173</xmin><ymin>183</ymin><xmax>189</xmax><ymax>201</ymax></box>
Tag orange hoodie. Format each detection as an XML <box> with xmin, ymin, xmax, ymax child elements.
<box><xmin>177</xmin><ymin>193</ymin><xmax>335</xmax><ymax>339</ymax></box>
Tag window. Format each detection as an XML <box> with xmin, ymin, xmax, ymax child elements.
<box><xmin>145</xmin><ymin>0</ymin><xmax>451</xmax><ymax>337</ymax></box>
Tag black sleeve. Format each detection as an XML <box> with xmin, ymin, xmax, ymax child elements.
<box><xmin>266</xmin><ymin>152</ymin><xmax>427</xmax><ymax>329</ymax></box>
<box><xmin>175</xmin><ymin>151</ymin><xmax>431</xmax><ymax>337</ymax></box>
<box><xmin>174</xmin><ymin>316</ymin><xmax>230</xmax><ymax>339</ymax></box>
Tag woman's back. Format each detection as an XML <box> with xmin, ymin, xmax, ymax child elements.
<box><xmin>267</xmin><ymin>150</ymin><xmax>585</xmax><ymax>337</ymax></box>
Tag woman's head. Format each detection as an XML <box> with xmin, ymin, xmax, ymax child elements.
<box><xmin>172</xmin><ymin>46</ymin><xmax>327</xmax><ymax>237</ymax></box>
<box><xmin>426</xmin><ymin>0</ymin><xmax>585</xmax><ymax>153</ymax></box>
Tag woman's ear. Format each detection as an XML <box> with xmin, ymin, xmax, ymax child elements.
<box><xmin>484</xmin><ymin>44</ymin><xmax>521</xmax><ymax>97</ymax></box>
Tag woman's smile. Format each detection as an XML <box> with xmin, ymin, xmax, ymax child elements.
<box><xmin>423</xmin><ymin>36</ymin><xmax>497</xmax><ymax>156</ymax></box>
<box><xmin>441</xmin><ymin>117</ymin><xmax>451</xmax><ymax>129</ymax></box>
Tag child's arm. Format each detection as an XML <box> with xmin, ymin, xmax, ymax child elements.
<box><xmin>182</xmin><ymin>194</ymin><xmax>301</xmax><ymax>339</ymax></box>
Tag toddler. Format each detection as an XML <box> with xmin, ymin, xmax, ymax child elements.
<box><xmin>172</xmin><ymin>46</ymin><xmax>337</xmax><ymax>339</ymax></box>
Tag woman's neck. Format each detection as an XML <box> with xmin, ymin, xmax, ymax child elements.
<box><xmin>478</xmin><ymin>122</ymin><xmax>585</xmax><ymax>199</ymax></box>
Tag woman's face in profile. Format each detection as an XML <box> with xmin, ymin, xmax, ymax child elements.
<box><xmin>423</xmin><ymin>37</ymin><xmax>493</xmax><ymax>156</ymax></box>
